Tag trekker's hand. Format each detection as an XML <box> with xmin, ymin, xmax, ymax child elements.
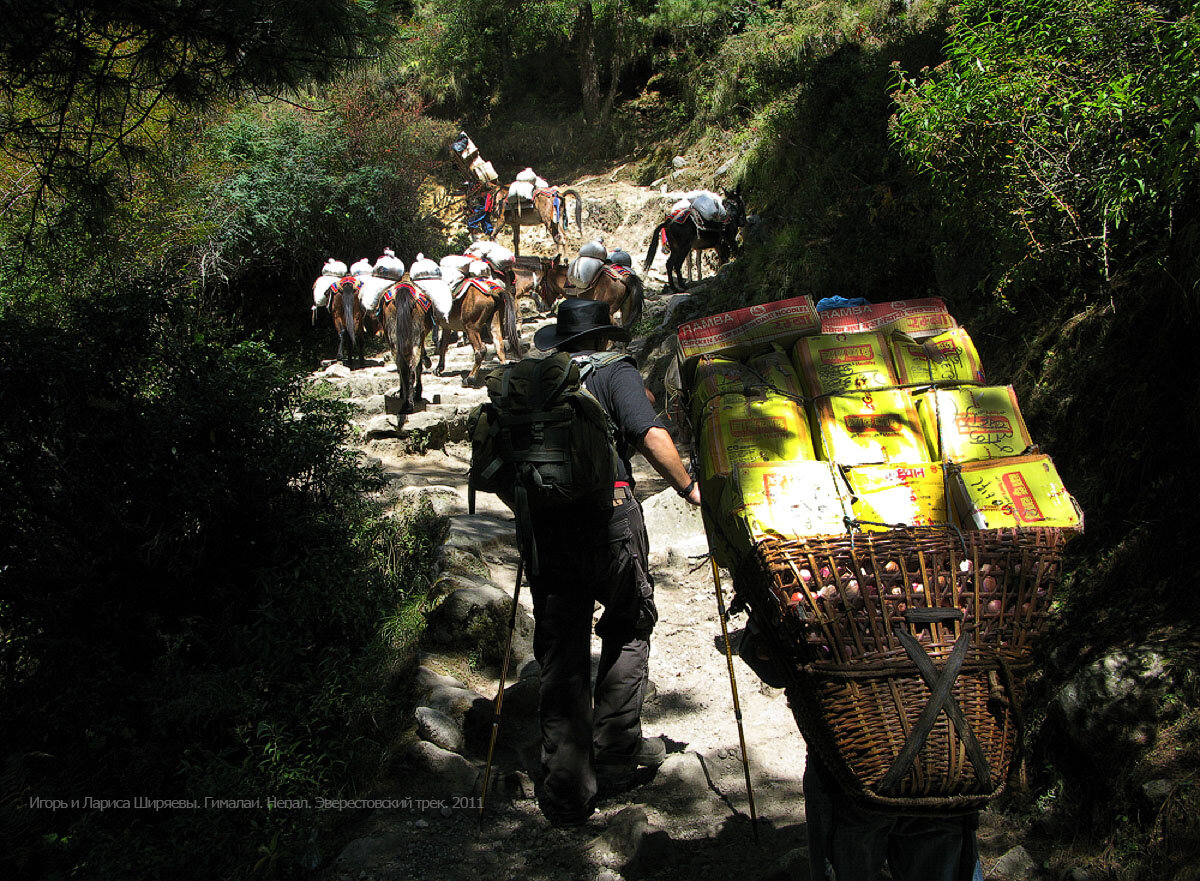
<box><xmin>685</xmin><ymin>481</ymin><xmax>701</xmax><ymax>507</ymax></box>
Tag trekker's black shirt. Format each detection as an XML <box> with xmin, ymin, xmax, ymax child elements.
<box><xmin>572</xmin><ymin>352</ymin><xmax>665</xmax><ymax>487</ymax></box>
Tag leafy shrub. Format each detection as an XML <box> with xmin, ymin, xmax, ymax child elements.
<box><xmin>0</xmin><ymin>279</ymin><xmax>441</xmax><ymax>879</ymax></box>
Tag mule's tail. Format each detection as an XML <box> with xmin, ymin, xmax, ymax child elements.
<box><xmin>499</xmin><ymin>286</ymin><xmax>522</xmax><ymax>358</ymax></box>
<box><xmin>623</xmin><ymin>274</ymin><xmax>644</xmax><ymax>333</ymax></box>
<box><xmin>644</xmin><ymin>222</ymin><xmax>668</xmax><ymax>272</ymax></box>
<box><xmin>342</xmin><ymin>284</ymin><xmax>358</xmax><ymax>354</ymax></box>
<box><xmin>561</xmin><ymin>188</ymin><xmax>582</xmax><ymax>233</ymax></box>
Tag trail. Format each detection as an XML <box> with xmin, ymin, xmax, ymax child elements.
<box><xmin>308</xmin><ymin>171</ymin><xmax>1022</xmax><ymax>881</ymax></box>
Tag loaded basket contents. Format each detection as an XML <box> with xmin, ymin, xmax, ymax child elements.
<box><xmin>673</xmin><ymin>293</ymin><xmax>1082</xmax><ymax>814</ymax></box>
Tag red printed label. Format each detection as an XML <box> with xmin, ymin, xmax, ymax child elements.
<box><xmin>820</xmin><ymin>345</ymin><xmax>875</xmax><ymax>365</ymax></box>
<box><xmin>845</xmin><ymin>414</ymin><xmax>902</xmax><ymax>436</ymax></box>
<box><xmin>955</xmin><ymin>410</ymin><xmax>1013</xmax><ymax>444</ymax></box>
<box><xmin>1001</xmin><ymin>472</ymin><xmax>1044</xmax><ymax>522</ymax></box>
<box><xmin>731</xmin><ymin>416</ymin><xmax>789</xmax><ymax>438</ymax></box>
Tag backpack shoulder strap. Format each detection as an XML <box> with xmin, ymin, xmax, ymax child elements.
<box><xmin>575</xmin><ymin>350</ymin><xmax>635</xmax><ymax>381</ymax></box>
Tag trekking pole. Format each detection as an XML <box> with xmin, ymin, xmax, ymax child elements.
<box><xmin>478</xmin><ymin>553</ymin><xmax>524</xmax><ymax>827</ymax></box>
<box><xmin>710</xmin><ymin>554</ymin><xmax>760</xmax><ymax>843</ymax></box>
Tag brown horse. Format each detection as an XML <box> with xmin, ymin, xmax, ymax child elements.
<box><xmin>485</xmin><ymin>184</ymin><xmax>583</xmax><ymax>258</ymax></box>
<box><xmin>328</xmin><ymin>276</ymin><xmax>373</xmax><ymax>363</ymax></box>
<box><xmin>537</xmin><ymin>257</ymin><xmax>644</xmax><ymax>333</ymax></box>
<box><xmin>435</xmin><ymin>277</ymin><xmax>523</xmax><ymax>386</ymax></box>
<box><xmin>385</xmin><ymin>283</ymin><xmax>437</xmax><ymax>413</ymax></box>
<box><xmin>643</xmin><ymin>188</ymin><xmax>746</xmax><ymax>291</ymax></box>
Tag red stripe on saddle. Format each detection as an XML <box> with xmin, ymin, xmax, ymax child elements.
<box><xmin>401</xmin><ymin>283</ymin><xmax>430</xmax><ymax>313</ymax></box>
<box><xmin>461</xmin><ymin>277</ymin><xmax>504</xmax><ymax>297</ymax></box>
<box><xmin>603</xmin><ymin>264</ymin><xmax>633</xmax><ymax>281</ymax></box>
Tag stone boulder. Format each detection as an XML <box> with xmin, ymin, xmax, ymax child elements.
<box><xmin>424</xmin><ymin>585</ymin><xmax>534</xmax><ymax>667</ymax></box>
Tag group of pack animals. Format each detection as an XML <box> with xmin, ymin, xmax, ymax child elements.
<box><xmin>313</xmin><ymin>186</ymin><xmax>746</xmax><ymax>414</ymax></box>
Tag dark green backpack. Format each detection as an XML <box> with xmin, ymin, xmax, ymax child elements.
<box><xmin>468</xmin><ymin>351</ymin><xmax>627</xmax><ymax>571</ymax></box>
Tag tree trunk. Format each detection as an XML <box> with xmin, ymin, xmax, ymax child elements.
<box><xmin>577</xmin><ymin>2</ymin><xmax>599</xmax><ymax>125</ymax></box>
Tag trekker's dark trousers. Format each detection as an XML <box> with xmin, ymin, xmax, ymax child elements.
<box><xmin>528</xmin><ymin>487</ymin><xmax>657</xmax><ymax>824</ymax></box>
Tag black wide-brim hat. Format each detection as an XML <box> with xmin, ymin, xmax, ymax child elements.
<box><xmin>534</xmin><ymin>298</ymin><xmax>630</xmax><ymax>351</ymax></box>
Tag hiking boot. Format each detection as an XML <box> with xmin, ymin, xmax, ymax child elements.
<box><xmin>595</xmin><ymin>737</ymin><xmax>667</xmax><ymax>795</ymax></box>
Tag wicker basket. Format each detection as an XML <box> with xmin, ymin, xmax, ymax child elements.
<box><xmin>735</xmin><ymin>526</ymin><xmax>1065</xmax><ymax>813</ymax></box>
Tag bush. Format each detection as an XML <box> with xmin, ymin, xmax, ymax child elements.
<box><xmin>0</xmin><ymin>279</ymin><xmax>442</xmax><ymax>879</ymax></box>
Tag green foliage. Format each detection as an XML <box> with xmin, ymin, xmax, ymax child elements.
<box><xmin>0</xmin><ymin>0</ymin><xmax>395</xmax><ymax>236</ymax></box>
<box><xmin>893</xmin><ymin>0</ymin><xmax>1200</xmax><ymax>299</ymax></box>
<box><xmin>0</xmin><ymin>279</ymin><xmax>442</xmax><ymax>879</ymax></box>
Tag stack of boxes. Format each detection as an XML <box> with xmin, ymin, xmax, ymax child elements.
<box><xmin>677</xmin><ymin>296</ymin><xmax>1081</xmax><ymax>566</ymax></box>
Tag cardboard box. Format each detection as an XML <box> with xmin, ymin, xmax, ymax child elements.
<box><xmin>698</xmin><ymin>392</ymin><xmax>815</xmax><ymax>479</ymax></box>
<box><xmin>952</xmin><ymin>455</ymin><xmax>1082</xmax><ymax>532</ymax></box>
<box><xmin>473</xmin><ymin>160</ymin><xmax>498</xmax><ymax>183</ymax></box>
<box><xmin>819</xmin><ymin>298</ymin><xmax>957</xmax><ymax>339</ymax></box>
<box><xmin>842</xmin><ymin>462</ymin><xmax>952</xmax><ymax>531</ymax></box>
<box><xmin>722</xmin><ymin>461</ymin><xmax>849</xmax><ymax>546</ymax></box>
<box><xmin>814</xmin><ymin>389</ymin><xmax>929</xmax><ymax>466</ymax></box>
<box><xmin>691</xmin><ymin>356</ymin><xmax>760</xmax><ymax>416</ymax></box>
<box><xmin>917</xmin><ymin>386</ymin><xmax>1034</xmax><ymax>462</ymax></box>
<box><xmin>793</xmin><ymin>331</ymin><xmax>897</xmax><ymax>397</ymax></box>
<box><xmin>890</xmin><ymin>328</ymin><xmax>986</xmax><ymax>386</ymax></box>
<box><xmin>747</xmin><ymin>344</ymin><xmax>806</xmax><ymax>400</ymax></box>
<box><xmin>677</xmin><ymin>295</ymin><xmax>819</xmax><ymax>360</ymax></box>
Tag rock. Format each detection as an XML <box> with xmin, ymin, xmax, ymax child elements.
<box><xmin>760</xmin><ymin>846</ymin><xmax>812</xmax><ymax>881</ymax></box>
<box><xmin>415</xmin><ymin>705</ymin><xmax>465</xmax><ymax>753</ymax></box>
<box><xmin>1050</xmin><ymin>647</ymin><xmax>1170</xmax><ymax>766</ymax></box>
<box><xmin>424</xmin><ymin>585</ymin><xmax>535</xmax><ymax>668</ymax></box>
<box><xmin>1142</xmin><ymin>778</ymin><xmax>1174</xmax><ymax>808</ymax></box>
<box><xmin>322</xmin><ymin>363</ymin><xmax>352</xmax><ymax>379</ymax></box>
<box><xmin>649</xmin><ymin>753</ymin><xmax>710</xmax><ymax>801</ymax></box>
<box><xmin>430</xmin><ymin>569</ymin><xmax>493</xmax><ymax>599</ymax></box>
<box><xmin>640</xmin><ymin>489</ymin><xmax>708</xmax><ymax>560</ymax></box>
<box><xmin>672</xmin><ymin>156</ymin><xmax>687</xmax><ymax>169</ymax></box>
<box><xmin>442</xmin><ymin>514</ymin><xmax>514</xmax><ymax>556</ymax></box>
<box><xmin>414</xmin><ymin>664</ymin><xmax>467</xmax><ymax>695</ymax></box>
<box><xmin>716</xmin><ymin>158</ymin><xmax>735</xmax><ymax>176</ymax></box>
<box><xmin>394</xmin><ymin>408</ymin><xmax>451</xmax><ymax>448</ymax></box>
<box><xmin>990</xmin><ymin>845</ymin><xmax>1037</xmax><ymax>880</ymax></box>
<box><xmin>587</xmin><ymin>805</ymin><xmax>669</xmax><ymax>877</ymax></box>
<box><xmin>424</xmin><ymin>683</ymin><xmax>490</xmax><ymax>728</ymax></box>
<box><xmin>362</xmin><ymin>414</ymin><xmax>400</xmax><ymax>440</ymax></box>
<box><xmin>406</xmin><ymin>741</ymin><xmax>481</xmax><ymax>796</ymax></box>
<box><xmin>395</xmin><ymin>484</ymin><xmax>459</xmax><ymax>517</ymax></box>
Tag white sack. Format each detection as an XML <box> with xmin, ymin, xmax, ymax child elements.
<box><xmin>440</xmin><ymin>268</ymin><xmax>465</xmax><ymax>291</ymax></box>
<box><xmin>410</xmin><ymin>253</ymin><xmax>441</xmax><ymax>281</ymax></box>
<box><xmin>322</xmin><ymin>258</ymin><xmax>348</xmax><ymax>278</ymax></box>
<box><xmin>467</xmin><ymin>259</ymin><xmax>491</xmax><ymax>278</ymax></box>
<box><xmin>374</xmin><ymin>249</ymin><xmax>405</xmax><ymax>280</ymax></box>
<box><xmin>414</xmin><ymin>278</ymin><xmax>453</xmax><ymax>321</ymax></box>
<box><xmin>569</xmin><ymin>256</ymin><xmax>604</xmax><ymax>288</ymax></box>
<box><xmin>350</xmin><ymin>258</ymin><xmax>373</xmax><ymax>277</ymax></box>
<box><xmin>359</xmin><ymin>276</ymin><xmax>392</xmax><ymax>312</ymax></box>
<box><xmin>534</xmin><ymin>176</ymin><xmax>548</xmax><ymax>190</ymax></box>
<box><xmin>516</xmin><ymin>167</ymin><xmax>538</xmax><ymax>184</ymax></box>
<box><xmin>689</xmin><ymin>191</ymin><xmax>725</xmax><ymax>224</ymax></box>
<box><xmin>440</xmin><ymin>254</ymin><xmax>473</xmax><ymax>276</ymax></box>
<box><xmin>579</xmin><ymin>239</ymin><xmax>607</xmax><ymax>260</ymax></box>
<box><xmin>466</xmin><ymin>240</ymin><xmax>515</xmax><ymax>269</ymax></box>
<box><xmin>507</xmin><ymin>181</ymin><xmax>535</xmax><ymax>203</ymax></box>
<box><xmin>312</xmin><ymin>275</ymin><xmax>338</xmax><ymax>307</ymax></box>
<box><xmin>609</xmin><ymin>250</ymin><xmax>633</xmax><ymax>268</ymax></box>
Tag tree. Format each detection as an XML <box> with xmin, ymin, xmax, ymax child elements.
<box><xmin>0</xmin><ymin>0</ymin><xmax>396</xmax><ymax>235</ymax></box>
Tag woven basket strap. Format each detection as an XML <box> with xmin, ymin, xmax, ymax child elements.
<box><xmin>878</xmin><ymin>629</ymin><xmax>987</xmax><ymax>794</ymax></box>
<box><xmin>896</xmin><ymin>628</ymin><xmax>994</xmax><ymax>788</ymax></box>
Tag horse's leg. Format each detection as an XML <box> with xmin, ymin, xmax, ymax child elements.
<box><xmin>464</xmin><ymin>327</ymin><xmax>485</xmax><ymax>386</ymax></box>
<box><xmin>512</xmin><ymin>222</ymin><xmax>520</xmax><ymax>258</ymax></box>
<box><xmin>435</xmin><ymin>322</ymin><xmax>448</xmax><ymax>376</ymax></box>
<box><xmin>491</xmin><ymin>304</ymin><xmax>507</xmax><ymax>364</ymax></box>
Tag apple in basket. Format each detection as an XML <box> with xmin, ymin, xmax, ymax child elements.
<box><xmin>799</xmin><ymin>568</ymin><xmax>813</xmax><ymax>583</ymax></box>
<box><xmin>986</xmin><ymin>599</ymin><xmax>1003</xmax><ymax>614</ymax></box>
<box><xmin>982</xmin><ymin>575</ymin><xmax>998</xmax><ymax>592</ymax></box>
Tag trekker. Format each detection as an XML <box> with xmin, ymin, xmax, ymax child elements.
<box><xmin>529</xmin><ymin>299</ymin><xmax>701</xmax><ymax>827</ymax></box>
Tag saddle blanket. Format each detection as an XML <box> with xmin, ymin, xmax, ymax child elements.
<box><xmin>602</xmin><ymin>263</ymin><xmax>633</xmax><ymax>282</ymax></box>
<box><xmin>457</xmin><ymin>277</ymin><xmax>505</xmax><ymax>300</ymax></box>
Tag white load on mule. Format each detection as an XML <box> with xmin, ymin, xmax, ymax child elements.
<box><xmin>409</xmin><ymin>254</ymin><xmax>452</xmax><ymax>321</ymax></box>
<box><xmin>439</xmin><ymin>254</ymin><xmax>473</xmax><ymax>291</ymax></box>
<box><xmin>466</xmin><ymin>240</ymin><xmax>516</xmax><ymax>271</ymax></box>
<box><xmin>312</xmin><ymin>258</ymin><xmax>348</xmax><ymax>316</ymax></box>
<box><xmin>507</xmin><ymin>180</ymin><xmax>535</xmax><ymax>203</ymax></box>
<box><xmin>682</xmin><ymin>190</ymin><xmax>728</xmax><ymax>224</ymax></box>
<box><xmin>515</xmin><ymin>167</ymin><xmax>548</xmax><ymax>189</ymax></box>
<box><xmin>358</xmin><ymin>275</ymin><xmax>393</xmax><ymax>312</ymax></box>
<box><xmin>349</xmin><ymin>258</ymin><xmax>374</xmax><ymax>277</ymax></box>
<box><xmin>373</xmin><ymin>248</ymin><xmax>405</xmax><ymax>281</ymax></box>
<box><xmin>569</xmin><ymin>239</ymin><xmax>607</xmax><ymax>288</ymax></box>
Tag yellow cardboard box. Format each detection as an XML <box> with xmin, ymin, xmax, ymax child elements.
<box><xmin>677</xmin><ymin>295</ymin><xmax>820</xmax><ymax>359</ymax></box>
<box><xmin>793</xmin><ymin>331</ymin><xmax>897</xmax><ymax>397</ymax></box>
<box><xmin>917</xmin><ymin>386</ymin><xmax>1034</xmax><ymax>462</ymax></box>
<box><xmin>690</xmin><ymin>356</ymin><xmax>758</xmax><ymax>416</ymax></box>
<box><xmin>890</xmin><ymin>328</ymin><xmax>986</xmax><ymax>386</ymax></box>
<box><xmin>814</xmin><ymin>389</ymin><xmax>929</xmax><ymax>466</ymax></box>
<box><xmin>747</xmin><ymin>344</ymin><xmax>806</xmax><ymax>400</ymax></box>
<box><xmin>843</xmin><ymin>462</ymin><xmax>952</xmax><ymax>531</ymax></box>
<box><xmin>952</xmin><ymin>454</ymin><xmax>1082</xmax><ymax>532</ymax></box>
<box><xmin>721</xmin><ymin>461</ymin><xmax>849</xmax><ymax>547</ymax></box>
<box><xmin>698</xmin><ymin>392</ymin><xmax>815</xmax><ymax>479</ymax></box>
<box><xmin>818</xmin><ymin>297</ymin><xmax>957</xmax><ymax>339</ymax></box>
